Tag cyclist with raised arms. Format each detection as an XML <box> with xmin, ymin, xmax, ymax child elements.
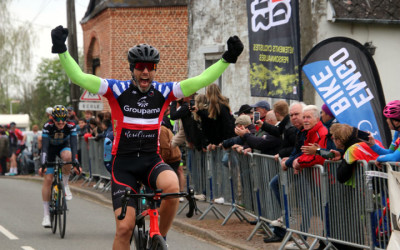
<box><xmin>50</xmin><ymin>25</ymin><xmax>243</xmax><ymax>249</ymax></box>
<box><xmin>39</xmin><ymin>105</ymin><xmax>81</xmax><ymax>228</ymax></box>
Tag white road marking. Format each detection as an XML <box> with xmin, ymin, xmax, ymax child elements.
<box><xmin>0</xmin><ymin>225</ymin><xmax>19</xmax><ymax>240</ymax></box>
<box><xmin>21</xmin><ymin>247</ymin><xmax>35</xmax><ymax>250</ymax></box>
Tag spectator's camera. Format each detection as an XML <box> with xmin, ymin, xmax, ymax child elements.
<box><xmin>319</xmin><ymin>149</ymin><xmax>335</xmax><ymax>159</ymax></box>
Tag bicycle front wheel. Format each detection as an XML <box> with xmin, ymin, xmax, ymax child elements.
<box><xmin>133</xmin><ymin>222</ymin><xmax>146</xmax><ymax>250</ymax></box>
<box><xmin>50</xmin><ymin>183</ymin><xmax>58</xmax><ymax>234</ymax></box>
<box><xmin>150</xmin><ymin>234</ymin><xmax>168</xmax><ymax>250</ymax></box>
<box><xmin>58</xmin><ymin>184</ymin><xmax>67</xmax><ymax>238</ymax></box>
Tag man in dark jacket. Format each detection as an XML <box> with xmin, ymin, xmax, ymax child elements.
<box><xmin>170</xmin><ymin>97</ymin><xmax>206</xmax><ymax>151</ymax></box>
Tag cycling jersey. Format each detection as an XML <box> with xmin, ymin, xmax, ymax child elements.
<box><xmin>41</xmin><ymin>119</ymin><xmax>78</xmax><ymax>163</ymax></box>
<box><xmin>99</xmin><ymin>79</ymin><xmax>179</xmax><ymax>155</ymax></box>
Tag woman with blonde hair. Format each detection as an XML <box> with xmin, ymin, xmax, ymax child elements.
<box><xmin>196</xmin><ymin>84</ymin><xmax>235</xmax><ymax>148</ymax></box>
<box><xmin>329</xmin><ymin>123</ymin><xmax>382</xmax><ymax>183</ymax></box>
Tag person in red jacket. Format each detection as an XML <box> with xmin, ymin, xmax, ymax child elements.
<box><xmin>293</xmin><ymin>105</ymin><xmax>327</xmax><ymax>174</ymax></box>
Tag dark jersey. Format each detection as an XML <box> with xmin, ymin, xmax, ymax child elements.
<box><xmin>41</xmin><ymin>120</ymin><xmax>78</xmax><ymax>160</ymax></box>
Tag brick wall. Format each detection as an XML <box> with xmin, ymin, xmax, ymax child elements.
<box><xmin>81</xmin><ymin>6</ymin><xmax>188</xmax><ymax>112</ymax></box>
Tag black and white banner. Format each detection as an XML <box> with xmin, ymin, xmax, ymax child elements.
<box><xmin>246</xmin><ymin>0</ymin><xmax>301</xmax><ymax>99</ymax></box>
<box><xmin>302</xmin><ymin>37</ymin><xmax>391</xmax><ymax>147</ymax></box>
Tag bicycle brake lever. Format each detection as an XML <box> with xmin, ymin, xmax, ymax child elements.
<box><xmin>117</xmin><ymin>187</ymin><xmax>132</xmax><ymax>220</ymax></box>
<box><xmin>186</xmin><ymin>186</ymin><xmax>196</xmax><ymax>218</ymax></box>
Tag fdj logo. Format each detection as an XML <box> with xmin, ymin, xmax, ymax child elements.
<box><xmin>250</xmin><ymin>0</ymin><xmax>292</xmax><ymax>32</ymax></box>
<box><xmin>137</xmin><ymin>97</ymin><xmax>149</xmax><ymax>108</ymax></box>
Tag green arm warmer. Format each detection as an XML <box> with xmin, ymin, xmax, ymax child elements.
<box><xmin>59</xmin><ymin>51</ymin><xmax>101</xmax><ymax>94</ymax></box>
<box><xmin>180</xmin><ymin>59</ymin><xmax>229</xmax><ymax>97</ymax></box>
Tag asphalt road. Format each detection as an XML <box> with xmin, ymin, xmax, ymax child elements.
<box><xmin>0</xmin><ymin>177</ymin><xmax>226</xmax><ymax>250</ymax></box>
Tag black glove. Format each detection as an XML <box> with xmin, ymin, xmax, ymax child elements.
<box><xmin>51</xmin><ymin>25</ymin><xmax>69</xmax><ymax>53</ymax></box>
<box><xmin>72</xmin><ymin>159</ymin><xmax>81</xmax><ymax>174</ymax></box>
<box><xmin>222</xmin><ymin>36</ymin><xmax>244</xmax><ymax>63</ymax></box>
<box><xmin>72</xmin><ymin>159</ymin><xmax>80</xmax><ymax>167</ymax></box>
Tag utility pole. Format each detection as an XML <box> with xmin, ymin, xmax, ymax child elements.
<box><xmin>66</xmin><ymin>0</ymin><xmax>81</xmax><ymax>114</ymax></box>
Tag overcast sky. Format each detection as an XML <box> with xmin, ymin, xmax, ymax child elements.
<box><xmin>9</xmin><ymin>0</ymin><xmax>90</xmax><ymax>77</ymax></box>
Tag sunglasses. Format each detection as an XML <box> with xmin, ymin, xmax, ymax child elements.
<box><xmin>54</xmin><ymin>117</ymin><xmax>67</xmax><ymax>122</ymax></box>
<box><xmin>134</xmin><ymin>62</ymin><xmax>157</xmax><ymax>71</ymax></box>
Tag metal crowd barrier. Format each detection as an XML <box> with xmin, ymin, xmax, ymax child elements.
<box><xmin>324</xmin><ymin>160</ymin><xmax>370</xmax><ymax>249</ymax></box>
<box><xmin>366</xmin><ymin>161</ymin><xmax>400</xmax><ymax>250</ymax></box>
<box><xmin>77</xmin><ymin>140</ymin><xmax>400</xmax><ymax>249</ymax></box>
<box><xmin>280</xmin><ymin>165</ymin><xmax>326</xmax><ymax>249</ymax></box>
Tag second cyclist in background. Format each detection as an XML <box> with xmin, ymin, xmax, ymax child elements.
<box><xmin>39</xmin><ymin>105</ymin><xmax>81</xmax><ymax>228</ymax></box>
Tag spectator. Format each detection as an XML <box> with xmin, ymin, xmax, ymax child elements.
<box><xmin>6</xmin><ymin>122</ymin><xmax>25</xmax><ymax>176</ymax></box>
<box><xmin>102</xmin><ymin>119</ymin><xmax>114</xmax><ymax>173</ymax></box>
<box><xmin>222</xmin><ymin>115</ymin><xmax>256</xmax><ymax>150</ymax></box>
<box><xmin>31</xmin><ymin>124</ymin><xmax>42</xmax><ymax>174</ymax></box>
<box><xmin>159</xmin><ymin>121</ymin><xmax>185</xmax><ymax>201</ymax></box>
<box><xmin>77</xmin><ymin>118</ymin><xmax>89</xmax><ymax>163</ymax></box>
<box><xmin>45</xmin><ymin>107</ymin><xmax>53</xmax><ymax>120</ymax></box>
<box><xmin>67</xmin><ymin>106</ymin><xmax>79</xmax><ymax>125</ymax></box>
<box><xmin>88</xmin><ymin>118</ymin><xmax>99</xmax><ymax>138</ymax></box>
<box><xmin>251</xmin><ymin>100</ymin><xmax>271</xmax><ymax>131</ymax></box>
<box><xmin>0</xmin><ymin>125</ymin><xmax>9</xmax><ymax>175</ymax></box>
<box><xmin>234</xmin><ymin>104</ymin><xmax>253</xmax><ymax>117</ymax></box>
<box><xmin>301</xmin><ymin>103</ymin><xmax>339</xmax><ymax>156</ymax></box>
<box><xmin>84</xmin><ymin>110</ymin><xmax>94</xmax><ymax>123</ymax></box>
<box><xmin>196</xmin><ymin>84</ymin><xmax>235</xmax><ymax>149</ymax></box>
<box><xmin>170</xmin><ymin>96</ymin><xmax>206</xmax><ymax>151</ymax></box>
<box><xmin>284</xmin><ymin>105</ymin><xmax>327</xmax><ymax>250</ymax></box>
<box><xmin>265</xmin><ymin>102</ymin><xmax>305</xmax><ymax>244</ymax></box>
<box><xmin>329</xmin><ymin>123</ymin><xmax>382</xmax><ymax>183</ymax></box>
<box><xmin>368</xmin><ymin>100</ymin><xmax>400</xmax><ymax>164</ymax></box>
<box><xmin>235</xmin><ymin>110</ymin><xmax>281</xmax><ymax>155</ymax></box>
<box><xmin>293</xmin><ymin>105</ymin><xmax>327</xmax><ymax>172</ymax></box>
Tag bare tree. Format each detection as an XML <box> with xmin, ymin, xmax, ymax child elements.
<box><xmin>0</xmin><ymin>0</ymin><xmax>35</xmax><ymax>112</ymax></box>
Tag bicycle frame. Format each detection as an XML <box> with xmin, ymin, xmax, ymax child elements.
<box><xmin>46</xmin><ymin>160</ymin><xmax>75</xmax><ymax>238</ymax></box>
<box><xmin>118</xmin><ymin>187</ymin><xmax>197</xmax><ymax>249</ymax></box>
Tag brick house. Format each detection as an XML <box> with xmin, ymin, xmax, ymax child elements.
<box><xmin>80</xmin><ymin>0</ymin><xmax>188</xmax><ymax>111</ymax></box>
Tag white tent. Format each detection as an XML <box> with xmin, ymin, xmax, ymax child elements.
<box><xmin>0</xmin><ymin>114</ymin><xmax>30</xmax><ymax>131</ymax></box>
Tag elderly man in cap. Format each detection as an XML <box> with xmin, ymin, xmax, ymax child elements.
<box><xmin>251</xmin><ymin>100</ymin><xmax>270</xmax><ymax>131</ymax></box>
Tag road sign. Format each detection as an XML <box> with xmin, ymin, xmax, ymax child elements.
<box><xmin>79</xmin><ymin>102</ymin><xmax>104</xmax><ymax>111</ymax></box>
<box><xmin>80</xmin><ymin>90</ymin><xmax>102</xmax><ymax>101</ymax></box>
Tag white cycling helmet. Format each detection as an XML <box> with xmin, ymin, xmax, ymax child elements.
<box><xmin>45</xmin><ymin>107</ymin><xmax>53</xmax><ymax>115</ymax></box>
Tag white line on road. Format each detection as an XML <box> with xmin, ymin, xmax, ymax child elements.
<box><xmin>0</xmin><ymin>225</ymin><xmax>19</xmax><ymax>240</ymax></box>
<box><xmin>21</xmin><ymin>247</ymin><xmax>35</xmax><ymax>250</ymax></box>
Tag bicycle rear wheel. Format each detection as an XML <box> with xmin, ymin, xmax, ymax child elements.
<box><xmin>58</xmin><ymin>183</ymin><xmax>67</xmax><ymax>238</ymax></box>
<box><xmin>150</xmin><ymin>234</ymin><xmax>168</xmax><ymax>250</ymax></box>
<box><xmin>50</xmin><ymin>183</ymin><xmax>58</xmax><ymax>234</ymax></box>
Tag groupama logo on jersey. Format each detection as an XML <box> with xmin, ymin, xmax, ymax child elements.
<box><xmin>137</xmin><ymin>97</ymin><xmax>149</xmax><ymax>108</ymax></box>
<box><xmin>250</xmin><ymin>0</ymin><xmax>292</xmax><ymax>32</ymax></box>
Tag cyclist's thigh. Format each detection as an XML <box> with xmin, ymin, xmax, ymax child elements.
<box><xmin>60</xmin><ymin>147</ymin><xmax>72</xmax><ymax>161</ymax></box>
<box><xmin>145</xmin><ymin>155</ymin><xmax>176</xmax><ymax>190</ymax></box>
<box><xmin>111</xmin><ymin>154</ymin><xmax>142</xmax><ymax>211</ymax></box>
<box><xmin>46</xmin><ymin>145</ymin><xmax>63</xmax><ymax>175</ymax></box>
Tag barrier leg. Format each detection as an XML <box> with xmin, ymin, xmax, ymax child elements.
<box><xmin>198</xmin><ymin>177</ymin><xmax>225</xmax><ymax>220</ymax></box>
<box><xmin>222</xmin><ymin>177</ymin><xmax>250</xmax><ymax>225</ymax></box>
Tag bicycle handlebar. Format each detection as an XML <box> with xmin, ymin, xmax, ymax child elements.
<box><xmin>41</xmin><ymin>161</ymin><xmax>81</xmax><ymax>174</ymax></box>
<box><xmin>117</xmin><ymin>187</ymin><xmax>197</xmax><ymax>220</ymax></box>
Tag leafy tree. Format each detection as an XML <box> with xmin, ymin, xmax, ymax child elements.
<box><xmin>28</xmin><ymin>57</ymin><xmax>71</xmax><ymax>127</ymax></box>
<box><xmin>0</xmin><ymin>0</ymin><xmax>34</xmax><ymax>112</ymax></box>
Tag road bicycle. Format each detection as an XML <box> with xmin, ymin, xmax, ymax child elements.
<box><xmin>118</xmin><ymin>186</ymin><xmax>198</xmax><ymax>249</ymax></box>
<box><xmin>45</xmin><ymin>160</ymin><xmax>78</xmax><ymax>238</ymax></box>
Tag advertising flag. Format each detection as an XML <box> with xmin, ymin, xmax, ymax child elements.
<box><xmin>302</xmin><ymin>37</ymin><xmax>391</xmax><ymax>147</ymax></box>
<box><xmin>246</xmin><ymin>0</ymin><xmax>301</xmax><ymax>99</ymax></box>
